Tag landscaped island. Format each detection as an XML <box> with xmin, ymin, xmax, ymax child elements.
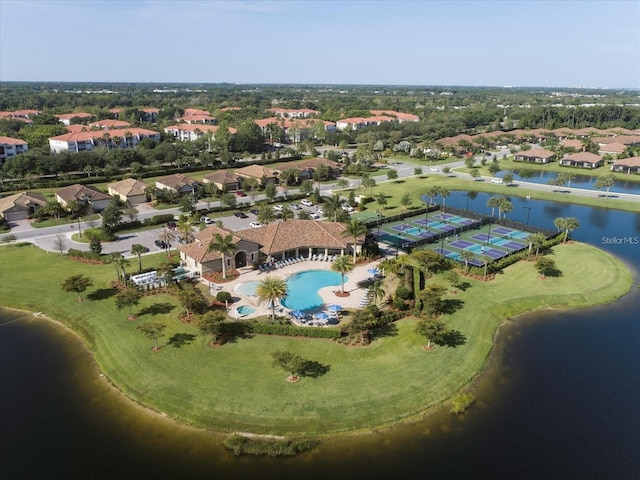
<box><xmin>0</xmin><ymin>241</ymin><xmax>632</xmax><ymax>437</ymax></box>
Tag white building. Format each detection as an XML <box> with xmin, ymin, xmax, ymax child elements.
<box><xmin>164</xmin><ymin>124</ymin><xmax>236</xmax><ymax>142</ymax></box>
<box><xmin>48</xmin><ymin>128</ymin><xmax>160</xmax><ymax>153</ymax></box>
<box><xmin>0</xmin><ymin>136</ymin><xmax>28</xmax><ymax>163</ymax></box>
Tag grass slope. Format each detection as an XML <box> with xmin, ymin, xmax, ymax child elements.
<box><xmin>0</xmin><ymin>242</ymin><xmax>632</xmax><ymax>436</ymax></box>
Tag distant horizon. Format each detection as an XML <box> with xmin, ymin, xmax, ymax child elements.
<box><xmin>2</xmin><ymin>80</ymin><xmax>638</xmax><ymax>91</ymax></box>
<box><xmin>1</xmin><ymin>1</ymin><xmax>638</xmax><ymax>88</ymax></box>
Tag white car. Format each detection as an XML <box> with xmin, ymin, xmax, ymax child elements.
<box><xmin>491</xmin><ymin>178</ymin><xmax>504</xmax><ymax>184</ymax></box>
<box><xmin>341</xmin><ymin>204</ymin><xmax>354</xmax><ymax>212</ymax></box>
<box><xmin>200</xmin><ymin>216</ymin><xmax>213</xmax><ymax>224</ymax></box>
<box><xmin>249</xmin><ymin>221</ymin><xmax>263</xmax><ymax>228</ymax></box>
<box><xmin>308</xmin><ymin>212</ymin><xmax>320</xmax><ymax>220</ymax></box>
<box><xmin>289</xmin><ymin>203</ymin><xmax>301</xmax><ymax>210</ymax></box>
<box><xmin>430</xmin><ymin>167</ymin><xmax>440</xmax><ymax>172</ymax></box>
<box><xmin>273</xmin><ymin>204</ymin><xmax>283</xmax><ymax>212</ymax></box>
<box><xmin>301</xmin><ymin>199</ymin><xmax>313</xmax><ymax>207</ymax></box>
<box><xmin>317</xmin><ymin>208</ymin><xmax>324</xmax><ymax>216</ymax></box>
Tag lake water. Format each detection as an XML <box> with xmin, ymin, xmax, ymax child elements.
<box><xmin>2</xmin><ymin>193</ymin><xmax>639</xmax><ymax>479</ymax></box>
<box><xmin>496</xmin><ymin>169</ymin><xmax>640</xmax><ymax>195</ymax></box>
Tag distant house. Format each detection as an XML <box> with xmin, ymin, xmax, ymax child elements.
<box><xmin>109</xmin><ymin>107</ymin><xmax>159</xmax><ymax>122</ymax></box>
<box><xmin>55</xmin><ymin>112</ymin><xmax>94</xmax><ymax>126</ymax></box>
<box><xmin>177</xmin><ymin>225</ymin><xmax>261</xmax><ymax>275</ymax></box>
<box><xmin>335</xmin><ymin>115</ymin><xmax>396</xmax><ymax>131</ymax></box>
<box><xmin>560</xmin><ymin>152</ymin><xmax>604</xmax><ymax>169</ymax></box>
<box><xmin>559</xmin><ymin>139</ymin><xmax>583</xmax><ymax>151</ymax></box>
<box><xmin>514</xmin><ymin>148</ymin><xmax>556</xmax><ymax>164</ymax></box>
<box><xmin>254</xmin><ymin>117</ymin><xmax>334</xmax><ymax>143</ymax></box>
<box><xmin>0</xmin><ymin>110</ymin><xmax>40</xmax><ymax>125</ymax></box>
<box><xmin>155</xmin><ymin>174</ymin><xmax>200</xmax><ymax>195</ymax></box>
<box><xmin>0</xmin><ymin>192</ymin><xmax>47</xmax><ymax>222</ymax></box>
<box><xmin>107</xmin><ymin>178</ymin><xmax>149</xmax><ymax>205</ymax></box>
<box><xmin>611</xmin><ymin>156</ymin><xmax>640</xmax><ymax>174</ymax></box>
<box><xmin>599</xmin><ymin>142</ymin><xmax>627</xmax><ymax>157</ymax></box>
<box><xmin>164</xmin><ymin>124</ymin><xmax>236</xmax><ymax>142</ymax></box>
<box><xmin>55</xmin><ymin>184</ymin><xmax>111</xmax><ymax>212</ymax></box>
<box><xmin>235</xmin><ymin>164</ymin><xmax>278</xmax><ymax>185</ymax></box>
<box><xmin>0</xmin><ymin>136</ymin><xmax>29</xmax><ymax>163</ymax></box>
<box><xmin>89</xmin><ymin>119</ymin><xmax>132</xmax><ymax>130</ymax></box>
<box><xmin>283</xmin><ymin>158</ymin><xmax>342</xmax><ymax>180</ymax></box>
<box><xmin>369</xmin><ymin>110</ymin><xmax>420</xmax><ymax>122</ymax></box>
<box><xmin>202</xmin><ymin>171</ymin><xmax>242</xmax><ymax>192</ymax></box>
<box><xmin>268</xmin><ymin>108</ymin><xmax>321</xmax><ymax>118</ymax></box>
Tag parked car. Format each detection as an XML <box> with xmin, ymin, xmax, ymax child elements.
<box><xmin>317</xmin><ymin>208</ymin><xmax>324</xmax><ymax>216</ymax></box>
<box><xmin>155</xmin><ymin>240</ymin><xmax>168</xmax><ymax>249</ymax></box>
<box><xmin>430</xmin><ymin>167</ymin><xmax>440</xmax><ymax>172</ymax></box>
<box><xmin>234</xmin><ymin>190</ymin><xmax>246</xmax><ymax>197</ymax></box>
<box><xmin>249</xmin><ymin>221</ymin><xmax>262</xmax><ymax>228</ymax></box>
<box><xmin>200</xmin><ymin>216</ymin><xmax>213</xmax><ymax>224</ymax></box>
<box><xmin>485</xmin><ymin>152</ymin><xmax>492</xmax><ymax>156</ymax></box>
<box><xmin>289</xmin><ymin>203</ymin><xmax>301</xmax><ymax>210</ymax></box>
<box><xmin>491</xmin><ymin>178</ymin><xmax>504</xmax><ymax>184</ymax></box>
<box><xmin>234</xmin><ymin>212</ymin><xmax>248</xmax><ymax>218</ymax></box>
<box><xmin>308</xmin><ymin>213</ymin><xmax>320</xmax><ymax>220</ymax></box>
<box><xmin>301</xmin><ymin>199</ymin><xmax>313</xmax><ymax>207</ymax></box>
<box><xmin>273</xmin><ymin>204</ymin><xmax>283</xmax><ymax>212</ymax></box>
<box><xmin>341</xmin><ymin>203</ymin><xmax>354</xmax><ymax>212</ymax></box>
<box><xmin>249</xmin><ymin>208</ymin><xmax>259</xmax><ymax>215</ymax></box>
<box><xmin>167</xmin><ymin>220</ymin><xmax>177</xmax><ymax>229</ymax></box>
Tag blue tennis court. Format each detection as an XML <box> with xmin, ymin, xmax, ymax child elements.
<box><xmin>492</xmin><ymin>227</ymin><xmax>531</xmax><ymax>240</ymax></box>
<box><xmin>491</xmin><ymin>238</ymin><xmax>526</xmax><ymax>250</ymax></box>
<box><xmin>392</xmin><ymin>224</ymin><xmax>412</xmax><ymax>232</ymax></box>
<box><xmin>465</xmin><ymin>243</ymin><xmax>507</xmax><ymax>259</ymax></box>
<box><xmin>470</xmin><ymin>233</ymin><xmax>491</xmax><ymax>242</ymax></box>
<box><xmin>450</xmin><ymin>240</ymin><xmax>474</xmax><ymax>249</ymax></box>
<box><xmin>448</xmin><ymin>216</ymin><xmax>475</xmax><ymax>225</ymax></box>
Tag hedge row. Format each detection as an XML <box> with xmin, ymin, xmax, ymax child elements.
<box><xmin>249</xmin><ymin>322</ymin><xmax>342</xmax><ymax>340</ymax></box>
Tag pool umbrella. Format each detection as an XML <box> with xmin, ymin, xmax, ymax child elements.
<box><xmin>293</xmin><ymin>310</ymin><xmax>304</xmax><ymax>318</ymax></box>
<box><xmin>327</xmin><ymin>305</ymin><xmax>342</xmax><ymax>313</ymax></box>
<box><xmin>367</xmin><ymin>268</ymin><xmax>380</xmax><ymax>275</ymax></box>
<box><xmin>316</xmin><ymin>312</ymin><xmax>329</xmax><ymax>320</ymax></box>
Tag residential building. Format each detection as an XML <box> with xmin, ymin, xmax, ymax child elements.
<box><xmin>89</xmin><ymin>119</ymin><xmax>132</xmax><ymax>130</ymax></box>
<box><xmin>0</xmin><ymin>192</ymin><xmax>47</xmax><ymax>222</ymax></box>
<box><xmin>49</xmin><ymin>127</ymin><xmax>160</xmax><ymax>153</ymax></box>
<box><xmin>369</xmin><ymin>110</ymin><xmax>420</xmax><ymax>122</ymax></box>
<box><xmin>164</xmin><ymin>124</ymin><xmax>236</xmax><ymax>142</ymax></box>
<box><xmin>107</xmin><ymin>178</ymin><xmax>149</xmax><ymax>205</ymax></box>
<box><xmin>255</xmin><ymin>117</ymin><xmax>335</xmax><ymax>143</ymax></box>
<box><xmin>335</xmin><ymin>115</ymin><xmax>396</xmax><ymax>131</ymax></box>
<box><xmin>55</xmin><ymin>112</ymin><xmax>94</xmax><ymax>126</ymax></box>
<box><xmin>155</xmin><ymin>174</ymin><xmax>200</xmax><ymax>195</ymax></box>
<box><xmin>611</xmin><ymin>156</ymin><xmax>640</xmax><ymax>174</ymax></box>
<box><xmin>514</xmin><ymin>148</ymin><xmax>556</xmax><ymax>164</ymax></box>
<box><xmin>0</xmin><ymin>136</ymin><xmax>29</xmax><ymax>163</ymax></box>
<box><xmin>268</xmin><ymin>108</ymin><xmax>321</xmax><ymax>118</ymax></box>
<box><xmin>235</xmin><ymin>164</ymin><xmax>278</xmax><ymax>185</ymax></box>
<box><xmin>281</xmin><ymin>158</ymin><xmax>342</xmax><ymax>180</ymax></box>
<box><xmin>55</xmin><ymin>184</ymin><xmax>112</xmax><ymax>212</ymax></box>
<box><xmin>560</xmin><ymin>152</ymin><xmax>604</xmax><ymax>169</ymax></box>
<box><xmin>202</xmin><ymin>171</ymin><xmax>243</xmax><ymax>192</ymax></box>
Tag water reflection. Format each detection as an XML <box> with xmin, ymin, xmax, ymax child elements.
<box><xmin>497</xmin><ymin>169</ymin><xmax>640</xmax><ymax>195</ymax></box>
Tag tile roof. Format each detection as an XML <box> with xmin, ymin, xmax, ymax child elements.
<box><xmin>107</xmin><ymin>178</ymin><xmax>149</xmax><ymax>197</ymax></box>
<box><xmin>177</xmin><ymin>225</ymin><xmax>247</xmax><ymax>263</ymax></box>
<box><xmin>612</xmin><ymin>156</ymin><xmax>640</xmax><ymax>168</ymax></box>
<box><xmin>55</xmin><ymin>184</ymin><xmax>111</xmax><ymax>203</ymax></box>
<box><xmin>164</xmin><ymin>124</ymin><xmax>237</xmax><ymax>134</ymax></box>
<box><xmin>89</xmin><ymin>119</ymin><xmax>132</xmax><ymax>129</ymax></box>
<box><xmin>370</xmin><ymin>110</ymin><xmax>419</xmax><ymax>121</ymax></box>
<box><xmin>183</xmin><ymin>108</ymin><xmax>211</xmax><ymax>116</ymax></box>
<box><xmin>0</xmin><ymin>136</ymin><xmax>27</xmax><ymax>145</ymax></box>
<box><xmin>219</xmin><ymin>107</ymin><xmax>241</xmax><ymax>112</ymax></box>
<box><xmin>560</xmin><ymin>139</ymin><xmax>583</xmax><ymax>149</ymax></box>
<box><xmin>49</xmin><ymin>127</ymin><xmax>159</xmax><ymax>143</ymax></box>
<box><xmin>202</xmin><ymin>170</ymin><xmax>241</xmax><ymax>185</ymax></box>
<box><xmin>515</xmin><ymin>148</ymin><xmax>555</xmax><ymax>158</ymax></box>
<box><xmin>234</xmin><ymin>220</ymin><xmax>357</xmax><ymax>255</ymax></box>
<box><xmin>599</xmin><ymin>142</ymin><xmax>626</xmax><ymax>154</ymax></box>
<box><xmin>0</xmin><ymin>192</ymin><xmax>47</xmax><ymax>214</ymax></box>
<box><xmin>156</xmin><ymin>173</ymin><xmax>200</xmax><ymax>189</ymax></box>
<box><xmin>562</xmin><ymin>152</ymin><xmax>603</xmax><ymax>163</ymax></box>
<box><xmin>235</xmin><ymin>164</ymin><xmax>277</xmax><ymax>179</ymax></box>
<box><xmin>55</xmin><ymin>112</ymin><xmax>93</xmax><ymax>120</ymax></box>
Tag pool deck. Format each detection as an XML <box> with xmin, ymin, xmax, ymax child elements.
<box><xmin>204</xmin><ymin>256</ymin><xmax>386</xmax><ymax>320</ymax></box>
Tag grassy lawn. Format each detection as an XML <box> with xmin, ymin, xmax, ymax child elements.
<box><xmin>0</xmin><ymin>241</ymin><xmax>632</xmax><ymax>436</ymax></box>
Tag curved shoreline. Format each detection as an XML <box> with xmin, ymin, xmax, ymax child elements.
<box><xmin>0</xmin><ymin>242</ymin><xmax>632</xmax><ymax>438</ymax></box>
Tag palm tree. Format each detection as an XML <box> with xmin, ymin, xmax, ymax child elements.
<box><xmin>257</xmin><ymin>202</ymin><xmax>276</xmax><ymax>225</ymax></box>
<box><xmin>460</xmin><ymin>250</ymin><xmax>474</xmax><ymax>272</ymax></box>
<box><xmin>370</xmin><ymin>279</ymin><xmax>386</xmax><ymax>306</ymax></box>
<box><xmin>554</xmin><ymin>217</ymin><xmax>580</xmax><ymax>243</ymax></box>
<box><xmin>439</xmin><ymin>188</ymin><xmax>450</xmax><ymax>211</ymax></box>
<box><xmin>255</xmin><ymin>275</ymin><xmax>288</xmax><ymax>320</ymax></box>
<box><xmin>323</xmin><ymin>194</ymin><xmax>342</xmax><ymax>222</ymax></box>
<box><xmin>331</xmin><ymin>255</ymin><xmax>355</xmax><ymax>294</ymax></box>
<box><xmin>130</xmin><ymin>244</ymin><xmax>148</xmax><ymax>272</ymax></box>
<box><xmin>108</xmin><ymin>252</ymin><xmax>130</xmax><ymax>282</ymax></box>
<box><xmin>342</xmin><ymin>219</ymin><xmax>367</xmax><ymax>264</ymax></box>
<box><xmin>375</xmin><ymin>193</ymin><xmax>388</xmax><ymax>211</ymax></box>
<box><xmin>486</xmin><ymin>196</ymin><xmax>500</xmax><ymax>217</ymax></box>
<box><xmin>207</xmin><ymin>233</ymin><xmax>236</xmax><ymax>280</ymax></box>
<box><xmin>158</xmin><ymin>228</ymin><xmax>176</xmax><ymax>254</ymax></box>
<box><xmin>497</xmin><ymin>196</ymin><xmax>513</xmax><ymax>218</ymax></box>
<box><xmin>425</xmin><ymin>186</ymin><xmax>440</xmax><ymax>205</ymax></box>
<box><xmin>177</xmin><ymin>215</ymin><xmax>195</xmax><ymax>244</ymax></box>
<box><xmin>528</xmin><ymin>232</ymin><xmax>546</xmax><ymax>258</ymax></box>
<box><xmin>278</xmin><ymin>207</ymin><xmax>294</xmax><ymax>222</ymax></box>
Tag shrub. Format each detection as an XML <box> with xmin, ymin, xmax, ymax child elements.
<box><xmin>249</xmin><ymin>322</ymin><xmax>342</xmax><ymax>340</ymax></box>
<box><xmin>392</xmin><ymin>297</ymin><xmax>408</xmax><ymax>310</ymax></box>
<box><xmin>146</xmin><ymin>214</ymin><xmax>175</xmax><ymax>226</ymax></box>
<box><xmin>216</xmin><ymin>291</ymin><xmax>232</xmax><ymax>303</ymax></box>
<box><xmin>395</xmin><ymin>284</ymin><xmax>411</xmax><ymax>300</ymax></box>
<box><xmin>223</xmin><ymin>435</ymin><xmax>318</xmax><ymax>457</ymax></box>
<box><xmin>451</xmin><ymin>392</ymin><xmax>476</xmax><ymax>414</ymax></box>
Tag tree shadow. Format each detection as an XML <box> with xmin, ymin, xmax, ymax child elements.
<box><xmin>167</xmin><ymin>333</ymin><xmax>197</xmax><ymax>348</ymax></box>
<box><xmin>441</xmin><ymin>298</ymin><xmax>465</xmax><ymax>315</ymax></box>
<box><xmin>299</xmin><ymin>360</ymin><xmax>331</xmax><ymax>379</ymax></box>
<box><xmin>137</xmin><ymin>302</ymin><xmax>176</xmax><ymax>316</ymax></box>
<box><xmin>543</xmin><ymin>266</ymin><xmax>563</xmax><ymax>278</ymax></box>
<box><xmin>87</xmin><ymin>287</ymin><xmax>117</xmax><ymax>301</ymax></box>
<box><xmin>369</xmin><ymin>322</ymin><xmax>399</xmax><ymax>341</ymax></box>
<box><xmin>439</xmin><ymin>329</ymin><xmax>467</xmax><ymax>348</ymax></box>
<box><xmin>458</xmin><ymin>281</ymin><xmax>472</xmax><ymax>292</ymax></box>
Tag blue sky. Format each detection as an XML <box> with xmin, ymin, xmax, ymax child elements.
<box><xmin>1</xmin><ymin>0</ymin><xmax>638</xmax><ymax>88</ymax></box>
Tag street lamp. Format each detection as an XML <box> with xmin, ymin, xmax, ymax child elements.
<box><xmin>463</xmin><ymin>193</ymin><xmax>469</xmax><ymax>211</ymax></box>
<box><xmin>377</xmin><ymin>212</ymin><xmax>382</xmax><ymax>235</ymax></box>
<box><xmin>486</xmin><ymin>219</ymin><xmax>493</xmax><ymax>245</ymax></box>
<box><xmin>77</xmin><ymin>216</ymin><xmax>82</xmax><ymax>238</ymax></box>
<box><xmin>523</xmin><ymin>206</ymin><xmax>532</xmax><ymax>225</ymax></box>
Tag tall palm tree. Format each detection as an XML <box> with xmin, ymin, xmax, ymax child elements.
<box><xmin>461</xmin><ymin>250</ymin><xmax>474</xmax><ymax>272</ymax></box>
<box><xmin>370</xmin><ymin>279</ymin><xmax>386</xmax><ymax>306</ymax></box>
<box><xmin>257</xmin><ymin>202</ymin><xmax>276</xmax><ymax>225</ymax></box>
<box><xmin>497</xmin><ymin>196</ymin><xmax>513</xmax><ymax>218</ymax></box>
<box><xmin>342</xmin><ymin>219</ymin><xmax>368</xmax><ymax>264</ymax></box>
<box><xmin>554</xmin><ymin>217</ymin><xmax>580</xmax><ymax>243</ymax></box>
<box><xmin>324</xmin><ymin>194</ymin><xmax>342</xmax><ymax>222</ymax></box>
<box><xmin>279</xmin><ymin>207</ymin><xmax>294</xmax><ymax>222</ymax></box>
<box><xmin>130</xmin><ymin>243</ymin><xmax>148</xmax><ymax>272</ymax></box>
<box><xmin>331</xmin><ymin>255</ymin><xmax>355</xmax><ymax>294</ymax></box>
<box><xmin>108</xmin><ymin>252</ymin><xmax>130</xmax><ymax>282</ymax></box>
<box><xmin>425</xmin><ymin>186</ymin><xmax>440</xmax><ymax>205</ymax></box>
<box><xmin>486</xmin><ymin>196</ymin><xmax>500</xmax><ymax>217</ymax></box>
<box><xmin>158</xmin><ymin>228</ymin><xmax>176</xmax><ymax>254</ymax></box>
<box><xmin>255</xmin><ymin>275</ymin><xmax>288</xmax><ymax>320</ymax></box>
<box><xmin>207</xmin><ymin>233</ymin><xmax>236</xmax><ymax>280</ymax></box>
<box><xmin>528</xmin><ymin>232</ymin><xmax>547</xmax><ymax>258</ymax></box>
<box><xmin>177</xmin><ymin>215</ymin><xmax>195</xmax><ymax>244</ymax></box>
<box><xmin>439</xmin><ymin>188</ymin><xmax>450</xmax><ymax>211</ymax></box>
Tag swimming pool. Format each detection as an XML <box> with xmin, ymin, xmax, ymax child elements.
<box><xmin>235</xmin><ymin>270</ymin><xmax>344</xmax><ymax>312</ymax></box>
<box><xmin>235</xmin><ymin>305</ymin><xmax>256</xmax><ymax>316</ymax></box>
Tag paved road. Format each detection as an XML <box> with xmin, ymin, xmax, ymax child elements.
<box><xmin>4</xmin><ymin>152</ymin><xmax>639</xmax><ymax>257</ymax></box>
